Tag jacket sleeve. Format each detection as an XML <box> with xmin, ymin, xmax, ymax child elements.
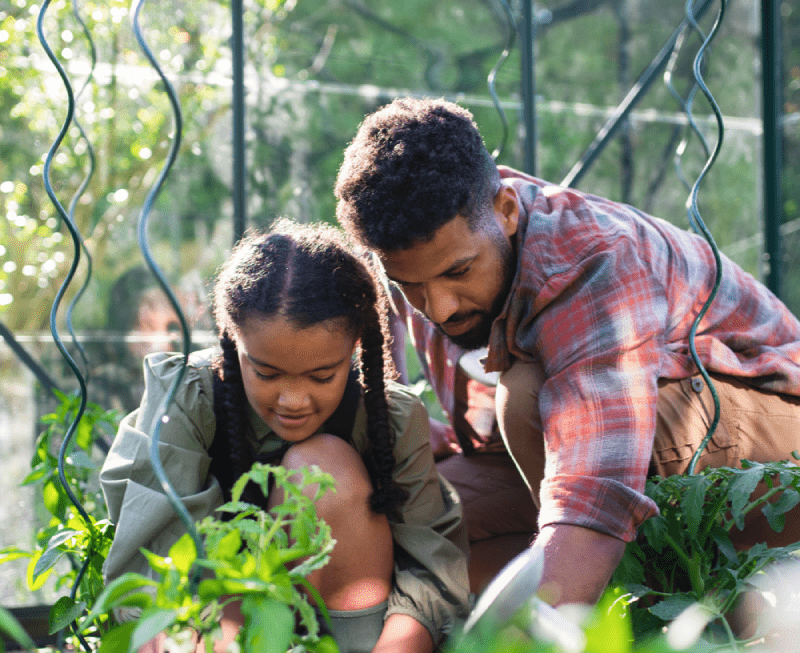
<box><xmin>382</xmin><ymin>383</ymin><xmax>471</xmax><ymax>643</ymax></box>
<box><xmin>100</xmin><ymin>351</ymin><xmax>223</xmax><ymax>583</ymax></box>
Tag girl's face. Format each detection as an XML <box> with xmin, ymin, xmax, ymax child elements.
<box><xmin>236</xmin><ymin>315</ymin><xmax>357</xmax><ymax>443</ymax></box>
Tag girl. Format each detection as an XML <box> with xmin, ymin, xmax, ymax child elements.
<box><xmin>99</xmin><ymin>219</ymin><xmax>470</xmax><ymax>653</ymax></box>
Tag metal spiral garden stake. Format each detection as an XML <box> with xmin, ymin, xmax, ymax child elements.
<box><xmin>36</xmin><ymin>1</ymin><xmax>96</xmax><ymax>649</ymax></box>
<box><xmin>681</xmin><ymin>0</ymin><xmax>726</xmax><ymax>476</ymax></box>
<box><xmin>487</xmin><ymin>0</ymin><xmax>516</xmax><ymax>160</ymax></box>
<box><xmin>131</xmin><ymin>0</ymin><xmax>205</xmax><ymax>581</ymax></box>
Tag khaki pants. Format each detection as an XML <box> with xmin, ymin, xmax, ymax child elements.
<box><xmin>496</xmin><ymin>360</ymin><xmax>800</xmax><ymax>548</ymax></box>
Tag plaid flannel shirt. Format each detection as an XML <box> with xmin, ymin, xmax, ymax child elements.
<box><xmin>480</xmin><ymin>167</ymin><xmax>800</xmax><ymax>541</ymax></box>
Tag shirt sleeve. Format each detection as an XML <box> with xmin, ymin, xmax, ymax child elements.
<box><xmin>100</xmin><ymin>351</ymin><xmax>223</xmax><ymax>583</ymax></box>
<box><xmin>514</xmin><ymin>229</ymin><xmax>663</xmax><ymax>542</ymax></box>
<box><xmin>381</xmin><ymin>383</ymin><xmax>471</xmax><ymax>643</ymax></box>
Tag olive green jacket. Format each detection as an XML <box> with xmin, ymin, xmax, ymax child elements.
<box><xmin>100</xmin><ymin>349</ymin><xmax>470</xmax><ymax>640</ymax></box>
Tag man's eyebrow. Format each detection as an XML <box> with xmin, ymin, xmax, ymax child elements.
<box><xmin>386</xmin><ymin>256</ymin><xmax>475</xmax><ymax>286</ymax></box>
<box><xmin>246</xmin><ymin>353</ymin><xmax>348</xmax><ymax>374</ymax></box>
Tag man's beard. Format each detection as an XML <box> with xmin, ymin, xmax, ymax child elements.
<box><xmin>436</xmin><ymin>236</ymin><xmax>516</xmax><ymax>351</ymax></box>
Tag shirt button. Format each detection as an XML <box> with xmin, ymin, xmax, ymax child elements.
<box><xmin>691</xmin><ymin>377</ymin><xmax>704</xmax><ymax>393</ymax></box>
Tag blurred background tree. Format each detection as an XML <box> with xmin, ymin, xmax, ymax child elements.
<box><xmin>1</xmin><ymin>0</ymin><xmax>797</xmax><ymax>335</ymax></box>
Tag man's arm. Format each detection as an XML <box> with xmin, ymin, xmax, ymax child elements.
<box><xmin>534</xmin><ymin>524</ymin><xmax>626</xmax><ymax>606</ymax></box>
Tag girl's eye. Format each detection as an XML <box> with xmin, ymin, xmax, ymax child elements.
<box><xmin>312</xmin><ymin>375</ymin><xmax>335</xmax><ymax>384</ymax></box>
<box><xmin>255</xmin><ymin>371</ymin><xmax>279</xmax><ymax>381</ymax></box>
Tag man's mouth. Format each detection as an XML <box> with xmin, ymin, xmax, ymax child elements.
<box><xmin>440</xmin><ymin>313</ymin><xmax>482</xmax><ymax>336</ymax></box>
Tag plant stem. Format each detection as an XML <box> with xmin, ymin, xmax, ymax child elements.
<box><xmin>662</xmin><ymin>532</ymin><xmax>693</xmax><ymax>571</ymax></box>
<box><xmin>698</xmin><ymin>491</ymin><xmax>727</xmax><ymax>545</ymax></box>
<box><xmin>740</xmin><ymin>485</ymin><xmax>784</xmax><ymax>518</ymax></box>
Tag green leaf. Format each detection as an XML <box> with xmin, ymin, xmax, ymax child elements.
<box><xmin>681</xmin><ymin>475</ymin><xmax>711</xmax><ymax>540</ymax></box>
<box><xmin>168</xmin><ymin>533</ymin><xmax>198</xmax><ymax>576</ymax></box>
<box><xmin>42</xmin><ymin>478</ymin><xmax>66</xmax><ymax>517</ymax></box>
<box><xmin>97</xmin><ymin>621</ymin><xmax>136</xmax><ymax>653</ymax></box>
<box><xmin>240</xmin><ymin>596</ymin><xmax>294</xmax><ymax>653</ymax></box>
<box><xmin>20</xmin><ymin>464</ymin><xmax>48</xmax><ymax>486</ymax></box>
<box><xmin>0</xmin><ymin>607</ymin><xmax>37</xmax><ymax>651</ymax></box>
<box><xmin>709</xmin><ymin>528</ymin><xmax>737</xmax><ymax>564</ymax></box>
<box><xmin>0</xmin><ymin>547</ymin><xmax>32</xmax><ymax>565</ymax></box>
<box><xmin>49</xmin><ymin>596</ymin><xmax>87</xmax><ymax>634</ymax></box>
<box><xmin>728</xmin><ymin>467</ymin><xmax>763</xmax><ymax>529</ymax></box>
<box><xmin>306</xmin><ymin>635</ymin><xmax>340</xmax><ymax>653</ymax></box>
<box><xmin>83</xmin><ymin>573</ymin><xmax>157</xmax><ymax>623</ymax></box>
<box><xmin>76</xmin><ymin>417</ymin><xmax>93</xmax><ymax>452</ymax></box>
<box><xmin>761</xmin><ymin>503</ymin><xmax>786</xmax><ymax>533</ymax></box>
<box><xmin>140</xmin><ymin>549</ymin><xmax>172</xmax><ymax>575</ymax></box>
<box><xmin>584</xmin><ymin>587</ymin><xmax>633</xmax><ymax>653</ymax></box>
<box><xmin>67</xmin><ymin>449</ymin><xmax>97</xmax><ymax>469</ymax></box>
<box><xmin>27</xmin><ymin>551</ymin><xmax>52</xmax><ymax>591</ymax></box>
<box><xmin>32</xmin><ymin>545</ymin><xmax>66</xmax><ymax>581</ymax></box>
<box><xmin>213</xmin><ymin>529</ymin><xmax>242</xmax><ymax>561</ymax></box>
<box><xmin>45</xmin><ymin>528</ymin><xmax>82</xmax><ymax>550</ymax></box>
<box><xmin>772</xmin><ymin>487</ymin><xmax>800</xmax><ymax>516</ymax></box>
<box><xmin>648</xmin><ymin>594</ymin><xmax>696</xmax><ymax>621</ymax></box>
<box><xmin>130</xmin><ymin>607</ymin><xmax>178</xmax><ymax>652</ymax></box>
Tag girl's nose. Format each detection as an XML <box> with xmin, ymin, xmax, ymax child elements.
<box><xmin>278</xmin><ymin>387</ymin><xmax>311</xmax><ymax>410</ymax></box>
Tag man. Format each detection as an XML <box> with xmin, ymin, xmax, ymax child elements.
<box><xmin>387</xmin><ymin>285</ymin><xmax>537</xmax><ymax>593</ymax></box>
<box><xmin>334</xmin><ymin>97</ymin><xmax>800</xmax><ymax>606</ymax></box>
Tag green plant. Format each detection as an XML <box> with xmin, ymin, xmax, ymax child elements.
<box><xmin>612</xmin><ymin>457</ymin><xmax>800</xmax><ymax>646</ymax></box>
<box><xmin>445</xmin><ymin>585</ymin><xmax>729</xmax><ymax>653</ymax></box>
<box><xmin>0</xmin><ymin>606</ymin><xmax>37</xmax><ymax>653</ymax></box>
<box><xmin>0</xmin><ymin>389</ymin><xmax>119</xmax><ymax>647</ymax></box>
<box><xmin>79</xmin><ymin>463</ymin><xmax>339</xmax><ymax>653</ymax></box>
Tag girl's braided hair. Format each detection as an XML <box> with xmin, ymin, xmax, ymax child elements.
<box><xmin>211</xmin><ymin>218</ymin><xmax>407</xmax><ymax>518</ymax></box>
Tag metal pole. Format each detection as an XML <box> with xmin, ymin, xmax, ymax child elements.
<box><xmin>762</xmin><ymin>0</ymin><xmax>783</xmax><ymax>296</ymax></box>
<box><xmin>560</xmin><ymin>0</ymin><xmax>713</xmax><ymax>189</ymax></box>
<box><xmin>232</xmin><ymin>0</ymin><xmax>247</xmax><ymax>244</ymax></box>
<box><xmin>520</xmin><ymin>0</ymin><xmax>536</xmax><ymax>175</ymax></box>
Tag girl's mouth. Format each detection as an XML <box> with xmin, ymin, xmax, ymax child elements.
<box><xmin>275</xmin><ymin>412</ymin><xmax>312</xmax><ymax>428</ymax></box>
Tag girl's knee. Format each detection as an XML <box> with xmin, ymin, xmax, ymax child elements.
<box><xmin>281</xmin><ymin>434</ymin><xmax>373</xmax><ymax>506</ymax></box>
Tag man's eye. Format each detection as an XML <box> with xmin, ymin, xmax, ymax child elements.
<box><xmin>446</xmin><ymin>267</ymin><xmax>470</xmax><ymax>278</ymax></box>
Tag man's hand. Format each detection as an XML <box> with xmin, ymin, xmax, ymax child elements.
<box><xmin>534</xmin><ymin>524</ymin><xmax>626</xmax><ymax>606</ymax></box>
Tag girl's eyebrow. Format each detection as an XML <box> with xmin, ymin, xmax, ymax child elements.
<box><xmin>245</xmin><ymin>353</ymin><xmax>348</xmax><ymax>375</ymax></box>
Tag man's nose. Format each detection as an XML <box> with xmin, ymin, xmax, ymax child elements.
<box><xmin>422</xmin><ymin>283</ymin><xmax>459</xmax><ymax>325</ymax></box>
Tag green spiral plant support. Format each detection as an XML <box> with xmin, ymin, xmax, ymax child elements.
<box><xmin>488</xmin><ymin>0</ymin><xmax>516</xmax><ymax>160</ymax></box>
<box><xmin>131</xmin><ymin>0</ymin><xmax>205</xmax><ymax>581</ymax></box>
<box><xmin>37</xmin><ymin>1</ymin><xmax>97</xmax><ymax>649</ymax></box>
<box><xmin>680</xmin><ymin>0</ymin><xmax>726</xmax><ymax>476</ymax></box>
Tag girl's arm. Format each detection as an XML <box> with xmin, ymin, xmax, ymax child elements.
<box><xmin>373</xmin><ymin>614</ymin><xmax>434</xmax><ymax>653</ymax></box>
<box><xmin>100</xmin><ymin>351</ymin><xmax>221</xmax><ymax>584</ymax></box>
<box><xmin>378</xmin><ymin>383</ymin><xmax>471</xmax><ymax>647</ymax></box>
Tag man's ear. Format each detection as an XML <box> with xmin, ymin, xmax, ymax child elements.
<box><xmin>494</xmin><ymin>184</ymin><xmax>519</xmax><ymax>237</ymax></box>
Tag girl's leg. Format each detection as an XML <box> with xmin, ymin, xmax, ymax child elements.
<box><xmin>272</xmin><ymin>432</ymin><xmax>394</xmax><ymax>611</ymax></box>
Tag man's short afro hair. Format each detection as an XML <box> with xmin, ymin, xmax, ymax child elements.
<box><xmin>335</xmin><ymin>97</ymin><xmax>499</xmax><ymax>251</ymax></box>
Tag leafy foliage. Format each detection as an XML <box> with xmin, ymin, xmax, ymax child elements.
<box><xmin>0</xmin><ymin>390</ymin><xmax>118</xmax><ymax>646</ymax></box>
<box><xmin>79</xmin><ymin>463</ymin><xmax>339</xmax><ymax>652</ymax></box>
<box><xmin>612</xmin><ymin>457</ymin><xmax>800</xmax><ymax>645</ymax></box>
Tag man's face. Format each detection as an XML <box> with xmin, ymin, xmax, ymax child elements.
<box><xmin>380</xmin><ymin>186</ymin><xmax>519</xmax><ymax>350</ymax></box>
